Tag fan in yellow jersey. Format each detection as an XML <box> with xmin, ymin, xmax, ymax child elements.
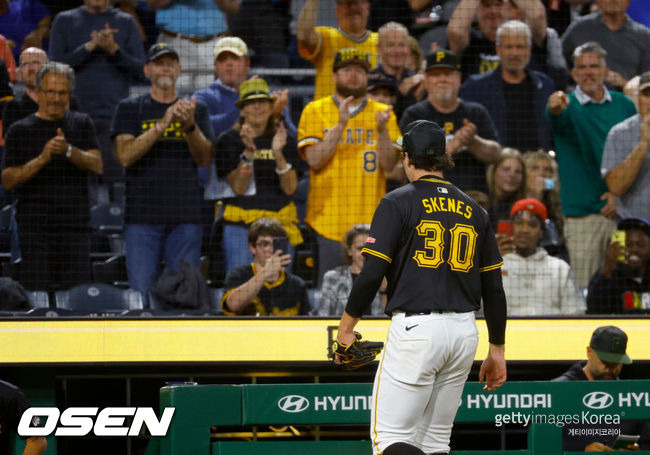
<box><xmin>297</xmin><ymin>0</ymin><xmax>378</xmax><ymax>100</ymax></box>
<box><xmin>298</xmin><ymin>47</ymin><xmax>401</xmax><ymax>286</ymax></box>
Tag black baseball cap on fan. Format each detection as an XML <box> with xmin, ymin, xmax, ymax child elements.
<box><xmin>589</xmin><ymin>326</ymin><xmax>632</xmax><ymax>364</ymax></box>
<box><xmin>147</xmin><ymin>43</ymin><xmax>179</xmax><ymax>62</ymax></box>
<box><xmin>425</xmin><ymin>49</ymin><xmax>460</xmax><ymax>71</ymax></box>
<box><xmin>397</xmin><ymin>120</ymin><xmax>447</xmax><ymax>157</ymax></box>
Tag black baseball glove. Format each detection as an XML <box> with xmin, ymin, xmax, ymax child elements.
<box><xmin>331</xmin><ymin>332</ymin><xmax>384</xmax><ymax>370</ymax></box>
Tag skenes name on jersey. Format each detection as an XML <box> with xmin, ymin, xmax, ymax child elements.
<box><xmin>422</xmin><ymin>195</ymin><xmax>473</xmax><ymax>220</ymax></box>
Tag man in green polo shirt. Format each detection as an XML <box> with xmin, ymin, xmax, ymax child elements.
<box><xmin>546</xmin><ymin>41</ymin><xmax>636</xmax><ymax>289</ymax></box>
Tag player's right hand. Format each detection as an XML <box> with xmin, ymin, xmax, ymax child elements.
<box><xmin>338</xmin><ymin>96</ymin><xmax>353</xmax><ymax>126</ymax></box>
<box><xmin>479</xmin><ymin>344</ymin><xmax>506</xmax><ymax>391</ymax></box>
<box><xmin>548</xmin><ymin>91</ymin><xmax>569</xmax><ymax>115</ymax></box>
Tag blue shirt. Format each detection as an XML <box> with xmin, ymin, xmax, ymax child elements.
<box><xmin>49</xmin><ymin>7</ymin><xmax>146</xmax><ymax>119</ymax></box>
<box><xmin>627</xmin><ymin>0</ymin><xmax>650</xmax><ymax>28</ymax></box>
<box><xmin>155</xmin><ymin>0</ymin><xmax>228</xmax><ymax>36</ymax></box>
<box><xmin>193</xmin><ymin>80</ymin><xmax>241</xmax><ymax>138</ymax></box>
<box><xmin>0</xmin><ymin>0</ymin><xmax>50</xmax><ymax>62</ymax></box>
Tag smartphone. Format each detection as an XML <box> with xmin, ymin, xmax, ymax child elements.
<box><xmin>273</xmin><ymin>236</ymin><xmax>289</xmax><ymax>254</ymax></box>
<box><xmin>611</xmin><ymin>434</ymin><xmax>639</xmax><ymax>450</ymax></box>
<box><xmin>497</xmin><ymin>220</ymin><xmax>513</xmax><ymax>237</ymax></box>
<box><xmin>543</xmin><ymin>178</ymin><xmax>555</xmax><ymax>190</ymax></box>
<box><xmin>610</xmin><ymin>230</ymin><xmax>626</xmax><ymax>262</ymax></box>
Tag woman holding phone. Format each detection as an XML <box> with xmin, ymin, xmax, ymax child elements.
<box><xmin>215</xmin><ymin>78</ymin><xmax>302</xmax><ymax>272</ymax></box>
<box><xmin>486</xmin><ymin>148</ymin><xmax>527</xmax><ymax>228</ymax></box>
<box><xmin>523</xmin><ymin>150</ymin><xmax>567</xmax><ymax>259</ymax></box>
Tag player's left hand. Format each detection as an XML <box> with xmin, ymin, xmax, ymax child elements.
<box><xmin>332</xmin><ymin>332</ymin><xmax>384</xmax><ymax>370</ymax></box>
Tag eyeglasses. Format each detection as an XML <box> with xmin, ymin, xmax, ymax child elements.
<box><xmin>255</xmin><ymin>241</ymin><xmax>273</xmax><ymax>249</ymax></box>
<box><xmin>40</xmin><ymin>89</ymin><xmax>70</xmax><ymax>97</ymax></box>
<box><xmin>19</xmin><ymin>60</ymin><xmax>42</xmax><ymax>67</ymax></box>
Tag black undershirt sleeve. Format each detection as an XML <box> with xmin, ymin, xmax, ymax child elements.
<box><xmin>481</xmin><ymin>268</ymin><xmax>507</xmax><ymax>345</ymax></box>
<box><xmin>344</xmin><ymin>255</ymin><xmax>391</xmax><ymax>318</ymax></box>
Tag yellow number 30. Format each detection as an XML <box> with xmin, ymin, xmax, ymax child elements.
<box><xmin>413</xmin><ymin>220</ymin><xmax>478</xmax><ymax>272</ymax></box>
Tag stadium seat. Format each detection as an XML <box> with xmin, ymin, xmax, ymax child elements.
<box><xmin>92</xmin><ymin>255</ymin><xmax>128</xmax><ymax>285</ymax></box>
<box><xmin>88</xmin><ymin>182</ymin><xmax>110</xmax><ymax>206</ymax></box>
<box><xmin>148</xmin><ymin>288</ymin><xmax>219</xmax><ymax>315</ymax></box>
<box><xmin>209</xmin><ymin>287</ymin><xmax>225</xmax><ymax>314</ymax></box>
<box><xmin>26</xmin><ymin>291</ymin><xmax>50</xmax><ymax>309</ymax></box>
<box><xmin>307</xmin><ymin>288</ymin><xmax>321</xmax><ymax>315</ymax></box>
<box><xmin>55</xmin><ymin>283</ymin><xmax>143</xmax><ymax>313</ymax></box>
<box><xmin>90</xmin><ymin>203</ymin><xmax>124</xmax><ymax>232</ymax></box>
<box><xmin>0</xmin><ymin>204</ymin><xmax>12</xmax><ymax>231</ymax></box>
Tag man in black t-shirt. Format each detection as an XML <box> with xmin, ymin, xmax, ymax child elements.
<box><xmin>400</xmin><ymin>49</ymin><xmax>500</xmax><ymax>193</ymax></box>
<box><xmin>0</xmin><ymin>379</ymin><xmax>47</xmax><ymax>455</ymax></box>
<box><xmin>334</xmin><ymin>120</ymin><xmax>507</xmax><ymax>455</ymax></box>
<box><xmin>112</xmin><ymin>43</ymin><xmax>214</xmax><ymax>300</ymax></box>
<box><xmin>221</xmin><ymin>217</ymin><xmax>309</xmax><ymax>316</ymax></box>
<box><xmin>2</xmin><ymin>62</ymin><xmax>103</xmax><ymax>291</ymax></box>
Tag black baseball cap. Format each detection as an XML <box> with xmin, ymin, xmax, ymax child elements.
<box><xmin>425</xmin><ymin>49</ymin><xmax>460</xmax><ymax>71</ymax></box>
<box><xmin>367</xmin><ymin>71</ymin><xmax>397</xmax><ymax>93</ymax></box>
<box><xmin>590</xmin><ymin>326</ymin><xmax>632</xmax><ymax>365</ymax></box>
<box><xmin>397</xmin><ymin>120</ymin><xmax>447</xmax><ymax>157</ymax></box>
<box><xmin>147</xmin><ymin>43</ymin><xmax>179</xmax><ymax>62</ymax></box>
<box><xmin>618</xmin><ymin>217</ymin><xmax>650</xmax><ymax>237</ymax></box>
<box><xmin>333</xmin><ymin>47</ymin><xmax>371</xmax><ymax>72</ymax></box>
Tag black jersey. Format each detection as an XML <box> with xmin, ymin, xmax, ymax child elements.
<box><xmin>362</xmin><ymin>175</ymin><xmax>502</xmax><ymax>315</ymax></box>
<box><xmin>0</xmin><ymin>379</ymin><xmax>32</xmax><ymax>452</ymax></box>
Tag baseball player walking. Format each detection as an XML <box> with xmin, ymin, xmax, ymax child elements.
<box><xmin>335</xmin><ymin>120</ymin><xmax>507</xmax><ymax>455</ymax></box>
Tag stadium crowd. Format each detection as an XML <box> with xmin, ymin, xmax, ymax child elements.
<box><xmin>0</xmin><ymin>0</ymin><xmax>649</xmax><ymax>316</ymax></box>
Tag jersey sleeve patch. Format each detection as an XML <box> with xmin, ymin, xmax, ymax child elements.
<box><xmin>479</xmin><ymin>261</ymin><xmax>503</xmax><ymax>272</ymax></box>
<box><xmin>362</xmin><ymin>247</ymin><xmax>392</xmax><ymax>264</ymax></box>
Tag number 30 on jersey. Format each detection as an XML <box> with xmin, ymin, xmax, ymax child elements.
<box><xmin>413</xmin><ymin>220</ymin><xmax>478</xmax><ymax>272</ymax></box>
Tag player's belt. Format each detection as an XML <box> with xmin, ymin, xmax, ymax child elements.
<box><xmin>393</xmin><ymin>310</ymin><xmax>457</xmax><ymax>317</ymax></box>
